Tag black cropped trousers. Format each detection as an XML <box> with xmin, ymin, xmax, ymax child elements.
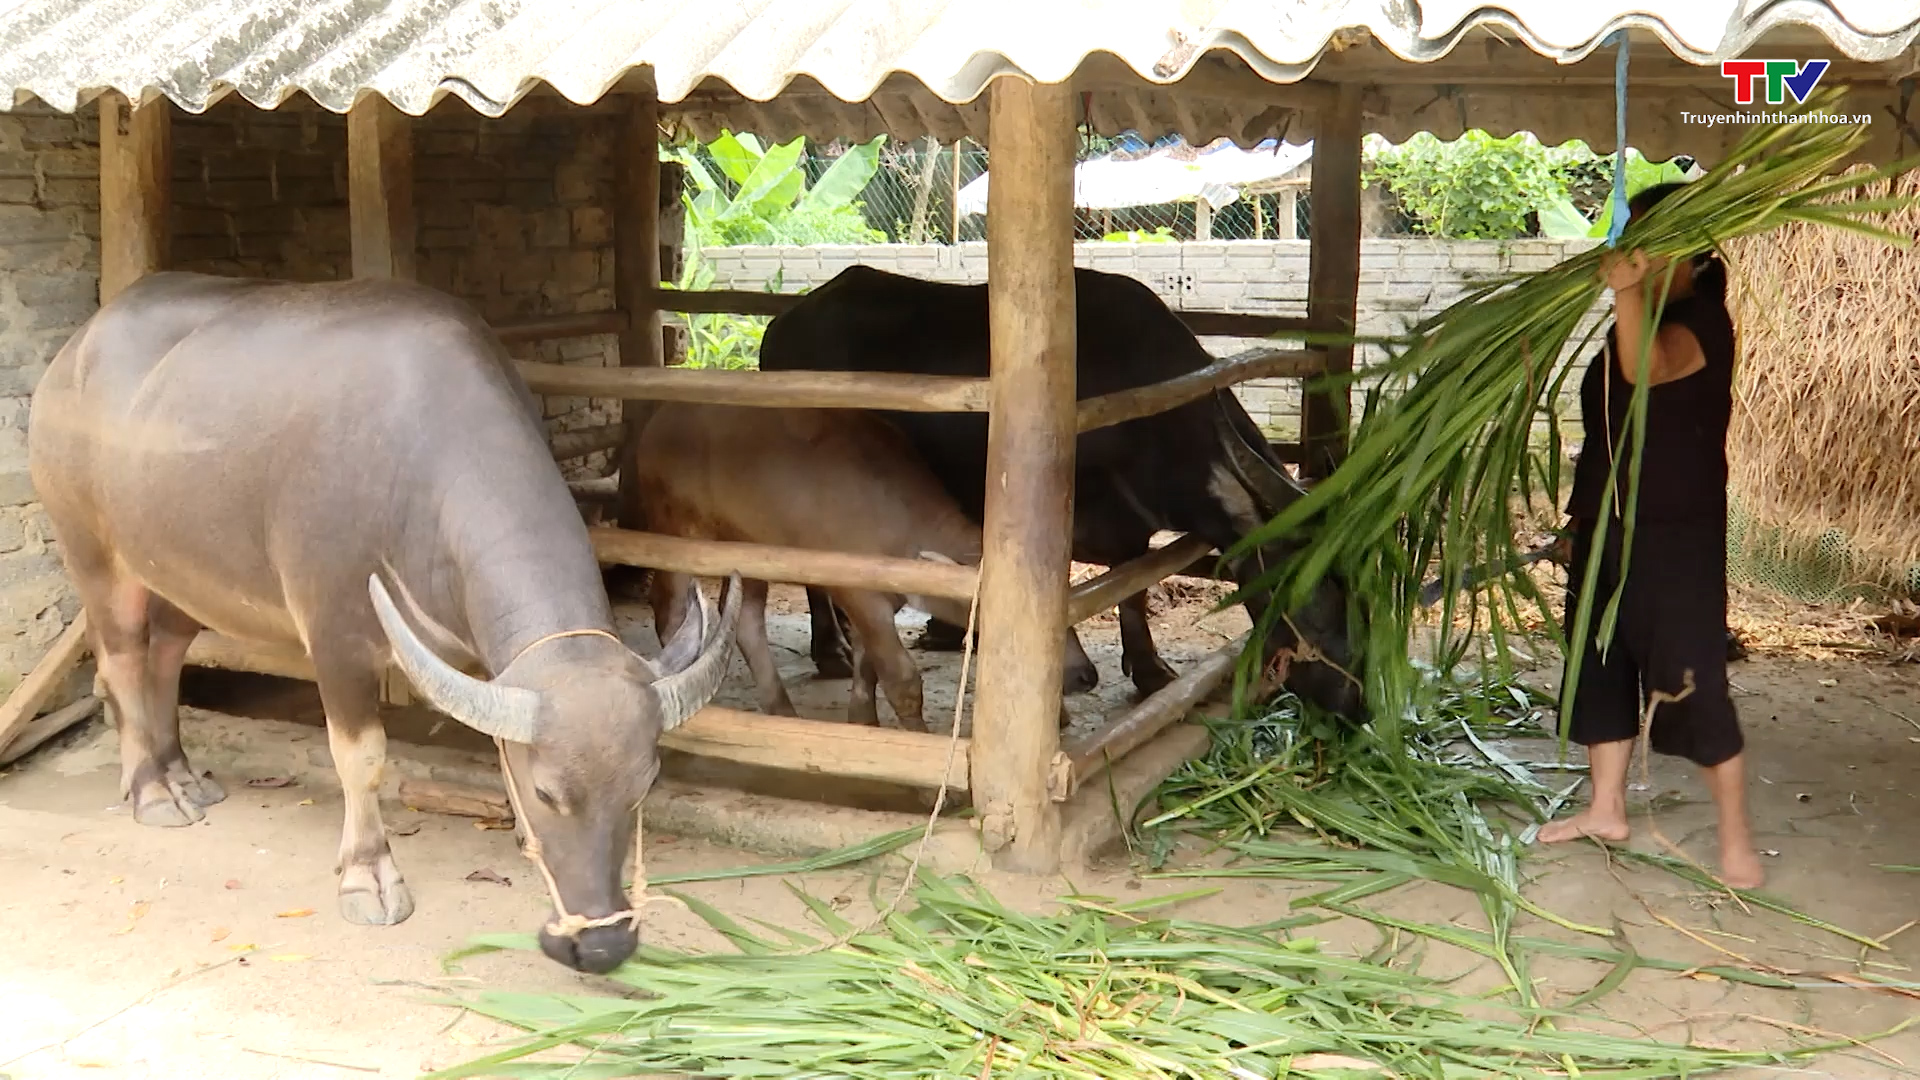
<box><xmin>1561</xmin><ymin>516</ymin><xmax>1744</xmax><ymax>768</ymax></box>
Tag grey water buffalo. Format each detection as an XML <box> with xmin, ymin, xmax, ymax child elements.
<box><xmin>633</xmin><ymin>402</ymin><xmax>1089</xmax><ymax>731</ymax></box>
<box><xmin>758</xmin><ymin>265</ymin><xmax>1361</xmax><ymax>717</ymax></box>
<box><xmin>28</xmin><ymin>271</ymin><xmax>740</xmax><ymax>975</ymax></box>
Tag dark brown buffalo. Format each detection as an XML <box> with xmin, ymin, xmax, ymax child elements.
<box><xmin>758</xmin><ymin>265</ymin><xmax>1360</xmax><ymax>717</ymax></box>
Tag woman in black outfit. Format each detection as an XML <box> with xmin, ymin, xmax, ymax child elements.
<box><xmin>1538</xmin><ymin>182</ymin><xmax>1762</xmax><ymax>890</ymax></box>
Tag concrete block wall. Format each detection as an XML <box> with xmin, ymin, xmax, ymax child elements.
<box><xmin>694</xmin><ymin>238</ymin><xmax>1608</xmax><ymax>438</ymax></box>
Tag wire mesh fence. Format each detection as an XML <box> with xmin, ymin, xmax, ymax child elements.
<box><xmin>671</xmin><ymin>134</ymin><xmax>1315</xmax><ymax>248</ymax></box>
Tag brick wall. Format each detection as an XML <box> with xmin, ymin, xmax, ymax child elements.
<box><xmin>0</xmin><ymin>94</ymin><xmax>630</xmax><ymax>697</ymax></box>
<box><xmin>694</xmin><ymin>238</ymin><xmax>1608</xmax><ymax>438</ymax></box>
<box><xmin>409</xmin><ymin>96</ymin><xmax>625</xmax><ymax>468</ymax></box>
<box><xmin>0</xmin><ymin>102</ymin><xmax>98</xmax><ymax>698</ymax></box>
<box><xmin>171</xmin><ymin>96</ymin><xmax>624</xmax><ymax>472</ymax></box>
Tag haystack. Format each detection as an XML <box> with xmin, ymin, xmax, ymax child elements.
<box><xmin>1724</xmin><ymin>171</ymin><xmax>1920</xmax><ymax>600</ymax></box>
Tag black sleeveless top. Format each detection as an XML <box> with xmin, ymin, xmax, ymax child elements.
<box><xmin>1566</xmin><ymin>257</ymin><xmax>1735</xmax><ymax>525</ymax></box>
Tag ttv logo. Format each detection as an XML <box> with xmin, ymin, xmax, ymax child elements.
<box><xmin>1720</xmin><ymin>59</ymin><xmax>1830</xmax><ymax>105</ymax></box>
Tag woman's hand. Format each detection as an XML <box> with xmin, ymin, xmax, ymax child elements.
<box><xmin>1598</xmin><ymin>249</ymin><xmax>1668</xmax><ymax>292</ymax></box>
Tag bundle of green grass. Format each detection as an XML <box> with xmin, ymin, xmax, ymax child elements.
<box><xmin>1233</xmin><ymin>89</ymin><xmax>1917</xmax><ymax>729</ymax></box>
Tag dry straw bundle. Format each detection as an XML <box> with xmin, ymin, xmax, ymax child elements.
<box><xmin>1724</xmin><ymin>170</ymin><xmax>1920</xmax><ymax>599</ymax></box>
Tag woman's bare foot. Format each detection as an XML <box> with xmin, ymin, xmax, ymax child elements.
<box><xmin>1703</xmin><ymin>753</ymin><xmax>1762</xmax><ymax>889</ymax></box>
<box><xmin>1537</xmin><ymin>807</ymin><xmax>1631</xmax><ymax>844</ymax></box>
<box><xmin>1717</xmin><ymin>840</ymin><xmax>1765</xmax><ymax>890</ymax></box>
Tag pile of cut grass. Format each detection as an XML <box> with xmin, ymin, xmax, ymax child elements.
<box><xmin>432</xmin><ymin>873</ymin><xmax>1844</xmax><ymax>1080</ymax></box>
<box><xmin>1142</xmin><ymin>681</ymin><xmax>1887</xmax><ymax>972</ymax></box>
<box><xmin>432</xmin><ymin>678</ymin><xmax>1904</xmax><ymax>1078</ymax></box>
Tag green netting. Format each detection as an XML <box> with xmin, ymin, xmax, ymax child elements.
<box><xmin>1726</xmin><ymin>496</ymin><xmax>1920</xmax><ymax>603</ymax></box>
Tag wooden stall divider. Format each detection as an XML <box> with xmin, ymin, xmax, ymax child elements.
<box><xmin>517</xmin><ymin>362</ymin><xmax>991</xmax><ymax>413</ymax></box>
<box><xmin>1062</xmin><ymin>633</ymin><xmax>1246</xmax><ymax>793</ymax></box>
<box><xmin>346</xmin><ymin>95</ymin><xmax>416</xmax><ymax>281</ymax></box>
<box><xmin>1076</xmin><ymin>349</ymin><xmax>1324</xmax><ymax>433</ymax></box>
<box><xmin>183</xmin><ymin>634</ymin><xmax>970</xmax><ymax>794</ymax></box>
<box><xmin>615</xmin><ymin>92</ymin><xmax>666</xmax><ymax>529</ymax></box>
<box><xmin>587</xmin><ymin>528</ymin><xmax>979</xmax><ymax>600</ymax></box>
<box><xmin>1065</xmin><ymin>535</ymin><xmax>1217</xmax><ymax>625</ymax></box>
<box><xmin>1301</xmin><ymin>83</ymin><xmax>1364</xmax><ymax>479</ymax></box>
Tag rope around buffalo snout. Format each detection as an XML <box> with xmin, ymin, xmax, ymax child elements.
<box><xmin>491</xmin><ymin>626</ymin><xmax>676</xmax><ymax>942</ymax></box>
<box><xmin>488</xmin><ymin>574</ymin><xmax>980</xmax><ymax>950</ymax></box>
<box><xmin>494</xmin><ymin>734</ymin><xmax>674</xmax><ymax>941</ymax></box>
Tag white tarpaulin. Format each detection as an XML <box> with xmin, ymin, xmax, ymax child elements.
<box><xmin>956</xmin><ymin>139</ymin><xmax>1313</xmax><ymax>218</ymax></box>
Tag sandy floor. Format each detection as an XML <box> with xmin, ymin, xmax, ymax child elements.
<box><xmin>0</xmin><ymin>583</ymin><xmax>1915</xmax><ymax>1079</ymax></box>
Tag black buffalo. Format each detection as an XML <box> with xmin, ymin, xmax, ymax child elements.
<box><xmin>757</xmin><ymin>265</ymin><xmax>1360</xmax><ymax>718</ymax></box>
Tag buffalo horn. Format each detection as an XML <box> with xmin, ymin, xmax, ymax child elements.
<box><xmin>1213</xmin><ymin>394</ymin><xmax>1303</xmax><ymax>518</ymax></box>
<box><xmin>367</xmin><ymin>574</ymin><xmax>542</xmax><ymax>744</ymax></box>
<box><xmin>653</xmin><ymin>578</ymin><xmax>709</xmax><ymax>675</ymax></box>
<box><xmin>652</xmin><ymin>572</ymin><xmax>744</xmax><ymax>731</ymax></box>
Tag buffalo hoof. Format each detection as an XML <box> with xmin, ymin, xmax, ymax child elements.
<box><xmin>130</xmin><ymin>763</ymin><xmax>226</xmax><ymax>827</ymax></box>
<box><xmin>132</xmin><ymin>789</ymin><xmax>203</xmax><ymax>827</ymax></box>
<box><xmin>180</xmin><ymin>769</ymin><xmax>227</xmax><ymax>808</ymax></box>
<box><xmin>915</xmin><ymin>620</ymin><xmax>968</xmax><ymax>653</ymax></box>
<box><xmin>1063</xmin><ymin>659</ymin><xmax>1100</xmax><ymax>695</ymax></box>
<box><xmin>1124</xmin><ymin>658</ymin><xmax>1180</xmax><ymax>701</ymax></box>
<box><xmin>339</xmin><ymin>854</ymin><xmax>414</xmax><ymax>926</ymax></box>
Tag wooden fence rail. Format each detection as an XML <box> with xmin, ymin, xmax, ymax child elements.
<box><xmin>492</xmin><ymin>297</ymin><xmax>1318</xmax><ymax>349</ymax></box>
<box><xmin>587</xmin><ymin>527</ymin><xmax>980</xmax><ymax>601</ymax></box>
<box><xmin>182</xmin><ymin>635</ymin><xmax>970</xmax><ymax>793</ymax></box>
<box><xmin>517</xmin><ymin>362</ymin><xmax>992</xmax><ymax>414</ymax></box>
<box><xmin>1076</xmin><ymin>349</ymin><xmax>1324</xmax><ymax>433</ymax></box>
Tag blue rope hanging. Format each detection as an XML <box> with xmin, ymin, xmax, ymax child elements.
<box><xmin>1606</xmin><ymin>30</ymin><xmax>1631</xmax><ymax>247</ymax></box>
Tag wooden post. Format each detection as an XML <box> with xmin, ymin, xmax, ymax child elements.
<box><xmin>346</xmin><ymin>93</ymin><xmax>414</xmax><ymax>709</ymax></box>
<box><xmin>1277</xmin><ymin>187</ymin><xmax>1299</xmax><ymax>240</ymax></box>
<box><xmin>0</xmin><ymin>613</ymin><xmax>91</xmax><ymax>756</ymax></box>
<box><xmin>99</xmin><ymin>92</ymin><xmax>170</xmax><ymax>302</ymax></box>
<box><xmin>347</xmin><ymin>95</ymin><xmax>416</xmax><ymax>280</ymax></box>
<box><xmin>614</xmin><ymin>93</ymin><xmax>664</xmax><ymax>529</ymax></box>
<box><xmin>971</xmin><ymin>77</ymin><xmax>1077</xmax><ymax>873</ymax></box>
<box><xmin>1302</xmin><ymin>86</ymin><xmax>1363</xmax><ymax>479</ymax></box>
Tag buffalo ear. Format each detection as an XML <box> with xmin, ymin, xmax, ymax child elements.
<box><xmin>368</xmin><ymin>574</ymin><xmax>541</xmax><ymax>743</ymax></box>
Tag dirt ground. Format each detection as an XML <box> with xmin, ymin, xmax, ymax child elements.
<box><xmin>0</xmin><ymin>581</ymin><xmax>1915</xmax><ymax>1079</ymax></box>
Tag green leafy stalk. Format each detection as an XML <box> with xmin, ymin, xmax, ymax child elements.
<box><xmin>1229</xmin><ymin>90</ymin><xmax>1919</xmax><ymax>733</ymax></box>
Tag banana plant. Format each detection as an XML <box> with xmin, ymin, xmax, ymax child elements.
<box><xmin>668</xmin><ymin>131</ymin><xmax>886</xmax><ymax>248</ymax></box>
